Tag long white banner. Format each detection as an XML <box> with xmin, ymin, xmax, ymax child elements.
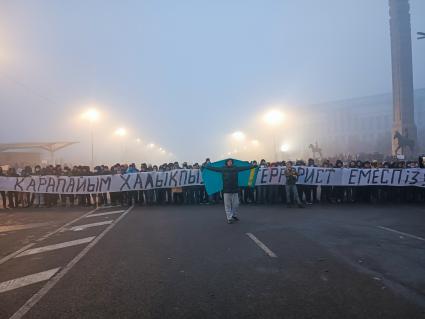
<box><xmin>0</xmin><ymin>167</ymin><xmax>424</xmax><ymax>194</ymax></box>
<box><xmin>257</xmin><ymin>167</ymin><xmax>425</xmax><ymax>187</ymax></box>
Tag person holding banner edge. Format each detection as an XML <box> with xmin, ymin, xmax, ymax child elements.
<box><xmin>203</xmin><ymin>159</ymin><xmax>257</xmax><ymax>224</ymax></box>
<box><xmin>284</xmin><ymin>161</ymin><xmax>304</xmax><ymax>208</ymax></box>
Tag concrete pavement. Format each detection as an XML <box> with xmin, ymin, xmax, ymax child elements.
<box><xmin>0</xmin><ymin>203</ymin><xmax>424</xmax><ymax>318</ymax></box>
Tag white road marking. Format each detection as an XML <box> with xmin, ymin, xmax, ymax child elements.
<box><xmin>0</xmin><ymin>222</ymin><xmax>52</xmax><ymax>233</ymax></box>
<box><xmin>15</xmin><ymin>237</ymin><xmax>96</xmax><ymax>258</ymax></box>
<box><xmin>0</xmin><ymin>268</ymin><xmax>60</xmax><ymax>294</ymax></box>
<box><xmin>0</xmin><ymin>208</ymin><xmax>98</xmax><ymax>266</ymax></box>
<box><xmin>246</xmin><ymin>233</ymin><xmax>277</xmax><ymax>258</ymax></box>
<box><xmin>85</xmin><ymin>210</ymin><xmax>124</xmax><ymax>218</ymax></box>
<box><xmin>68</xmin><ymin>220</ymin><xmax>113</xmax><ymax>231</ymax></box>
<box><xmin>10</xmin><ymin>205</ymin><xmax>134</xmax><ymax>319</ymax></box>
<box><xmin>377</xmin><ymin>226</ymin><xmax>425</xmax><ymax>242</ymax></box>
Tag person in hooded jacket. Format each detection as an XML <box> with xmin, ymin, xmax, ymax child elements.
<box><xmin>332</xmin><ymin>160</ymin><xmax>345</xmax><ymax>203</ymax></box>
<box><xmin>256</xmin><ymin>159</ymin><xmax>267</xmax><ymax>204</ymax></box>
<box><xmin>7</xmin><ymin>167</ymin><xmax>19</xmax><ymax>208</ymax></box>
<box><xmin>203</xmin><ymin>159</ymin><xmax>256</xmax><ymax>224</ymax></box>
<box><xmin>0</xmin><ymin>167</ymin><xmax>7</xmax><ymax>208</ymax></box>
<box><xmin>126</xmin><ymin>163</ymin><xmax>139</xmax><ymax>206</ymax></box>
<box><xmin>304</xmin><ymin>158</ymin><xmax>318</xmax><ymax>204</ymax></box>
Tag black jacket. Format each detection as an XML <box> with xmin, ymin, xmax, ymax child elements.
<box><xmin>205</xmin><ymin>165</ymin><xmax>253</xmax><ymax>193</ymax></box>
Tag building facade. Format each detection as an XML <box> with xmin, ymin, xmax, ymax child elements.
<box><xmin>299</xmin><ymin>88</ymin><xmax>425</xmax><ymax>158</ymax></box>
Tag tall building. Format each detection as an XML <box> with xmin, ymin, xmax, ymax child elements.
<box><xmin>389</xmin><ymin>0</ymin><xmax>417</xmax><ymax>156</ymax></box>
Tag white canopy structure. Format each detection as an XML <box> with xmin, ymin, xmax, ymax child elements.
<box><xmin>0</xmin><ymin>142</ymin><xmax>78</xmax><ymax>164</ymax></box>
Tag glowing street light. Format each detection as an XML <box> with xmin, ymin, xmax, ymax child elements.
<box><xmin>81</xmin><ymin>108</ymin><xmax>101</xmax><ymax>168</ymax></box>
<box><xmin>81</xmin><ymin>108</ymin><xmax>100</xmax><ymax>123</ymax></box>
<box><xmin>280</xmin><ymin>144</ymin><xmax>290</xmax><ymax>152</ymax></box>
<box><xmin>251</xmin><ymin>139</ymin><xmax>260</xmax><ymax>146</ymax></box>
<box><xmin>136</xmin><ymin>138</ymin><xmax>141</xmax><ymax>143</ymax></box>
<box><xmin>263</xmin><ymin>110</ymin><xmax>284</xmax><ymax>127</ymax></box>
<box><xmin>114</xmin><ymin>127</ymin><xmax>127</xmax><ymax>137</ymax></box>
<box><xmin>232</xmin><ymin>131</ymin><xmax>246</xmax><ymax>141</ymax></box>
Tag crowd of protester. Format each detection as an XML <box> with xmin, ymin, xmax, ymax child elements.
<box><xmin>0</xmin><ymin>156</ymin><xmax>424</xmax><ymax>209</ymax></box>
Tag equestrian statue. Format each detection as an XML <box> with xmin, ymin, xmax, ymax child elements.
<box><xmin>393</xmin><ymin>130</ymin><xmax>415</xmax><ymax>156</ymax></box>
<box><xmin>308</xmin><ymin>142</ymin><xmax>323</xmax><ymax>160</ymax></box>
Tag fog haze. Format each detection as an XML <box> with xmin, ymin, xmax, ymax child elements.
<box><xmin>0</xmin><ymin>0</ymin><xmax>424</xmax><ymax>164</ymax></box>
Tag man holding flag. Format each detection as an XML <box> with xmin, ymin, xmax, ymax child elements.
<box><xmin>203</xmin><ymin>159</ymin><xmax>257</xmax><ymax>224</ymax></box>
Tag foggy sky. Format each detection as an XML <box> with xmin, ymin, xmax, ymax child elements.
<box><xmin>0</xmin><ymin>0</ymin><xmax>424</xmax><ymax>164</ymax></box>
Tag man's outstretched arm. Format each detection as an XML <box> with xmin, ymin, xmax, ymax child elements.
<box><xmin>203</xmin><ymin>166</ymin><xmax>225</xmax><ymax>172</ymax></box>
<box><xmin>234</xmin><ymin>165</ymin><xmax>257</xmax><ymax>172</ymax></box>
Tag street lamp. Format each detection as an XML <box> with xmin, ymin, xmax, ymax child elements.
<box><xmin>263</xmin><ymin>110</ymin><xmax>284</xmax><ymax>126</ymax></box>
<box><xmin>81</xmin><ymin>108</ymin><xmax>100</xmax><ymax>168</ymax></box>
<box><xmin>280</xmin><ymin>143</ymin><xmax>290</xmax><ymax>152</ymax></box>
<box><xmin>114</xmin><ymin>127</ymin><xmax>127</xmax><ymax>137</ymax></box>
<box><xmin>263</xmin><ymin>110</ymin><xmax>284</xmax><ymax>161</ymax></box>
<box><xmin>232</xmin><ymin>131</ymin><xmax>246</xmax><ymax>141</ymax></box>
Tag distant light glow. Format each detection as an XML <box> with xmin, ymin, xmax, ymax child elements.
<box><xmin>114</xmin><ymin>127</ymin><xmax>127</xmax><ymax>137</ymax></box>
<box><xmin>280</xmin><ymin>143</ymin><xmax>290</xmax><ymax>152</ymax></box>
<box><xmin>81</xmin><ymin>108</ymin><xmax>100</xmax><ymax>123</ymax></box>
<box><xmin>136</xmin><ymin>138</ymin><xmax>141</xmax><ymax>143</ymax></box>
<box><xmin>263</xmin><ymin>110</ymin><xmax>284</xmax><ymax>126</ymax></box>
<box><xmin>251</xmin><ymin>139</ymin><xmax>260</xmax><ymax>146</ymax></box>
<box><xmin>232</xmin><ymin>131</ymin><xmax>246</xmax><ymax>141</ymax></box>
<box><xmin>147</xmin><ymin>143</ymin><xmax>155</xmax><ymax>148</ymax></box>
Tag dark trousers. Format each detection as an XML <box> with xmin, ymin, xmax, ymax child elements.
<box><xmin>333</xmin><ymin>186</ymin><xmax>345</xmax><ymax>203</ymax></box>
<box><xmin>138</xmin><ymin>191</ymin><xmax>144</xmax><ymax>205</ymax></box>
<box><xmin>321</xmin><ymin>186</ymin><xmax>333</xmax><ymax>203</ymax></box>
<box><xmin>305</xmin><ymin>186</ymin><xmax>317</xmax><ymax>203</ymax></box>
<box><xmin>256</xmin><ymin>186</ymin><xmax>266</xmax><ymax>204</ymax></box>
<box><xmin>0</xmin><ymin>191</ymin><xmax>7</xmax><ymax>208</ymax></box>
<box><xmin>7</xmin><ymin>191</ymin><xmax>18</xmax><ymax>208</ymax></box>
<box><xmin>173</xmin><ymin>192</ymin><xmax>184</xmax><ymax>204</ymax></box>
<box><xmin>127</xmin><ymin>191</ymin><xmax>138</xmax><ymax>206</ymax></box>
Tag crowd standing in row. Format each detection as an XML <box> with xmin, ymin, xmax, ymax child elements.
<box><xmin>0</xmin><ymin>157</ymin><xmax>424</xmax><ymax>210</ymax></box>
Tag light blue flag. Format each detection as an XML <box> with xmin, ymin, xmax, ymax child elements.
<box><xmin>202</xmin><ymin>158</ymin><xmax>258</xmax><ymax>195</ymax></box>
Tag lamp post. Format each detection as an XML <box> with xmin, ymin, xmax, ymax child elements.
<box><xmin>263</xmin><ymin>110</ymin><xmax>284</xmax><ymax>161</ymax></box>
<box><xmin>81</xmin><ymin>108</ymin><xmax>100</xmax><ymax>168</ymax></box>
<box><xmin>114</xmin><ymin>127</ymin><xmax>127</xmax><ymax>162</ymax></box>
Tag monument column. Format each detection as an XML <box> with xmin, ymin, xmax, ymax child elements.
<box><xmin>389</xmin><ymin>0</ymin><xmax>417</xmax><ymax>157</ymax></box>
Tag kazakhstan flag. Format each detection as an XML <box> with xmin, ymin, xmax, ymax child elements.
<box><xmin>201</xmin><ymin>158</ymin><xmax>258</xmax><ymax>195</ymax></box>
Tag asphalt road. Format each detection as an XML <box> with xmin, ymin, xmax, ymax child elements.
<box><xmin>0</xmin><ymin>203</ymin><xmax>424</xmax><ymax>319</ymax></box>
